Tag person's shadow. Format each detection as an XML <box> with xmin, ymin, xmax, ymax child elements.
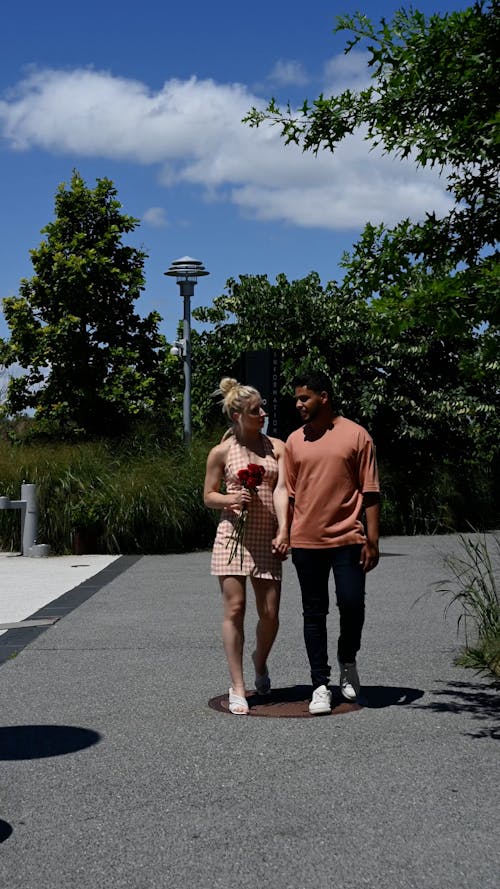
<box><xmin>258</xmin><ymin>684</ymin><xmax>424</xmax><ymax>708</ymax></box>
<box><xmin>209</xmin><ymin>684</ymin><xmax>424</xmax><ymax>717</ymax></box>
<box><xmin>358</xmin><ymin>685</ymin><xmax>424</xmax><ymax>708</ymax></box>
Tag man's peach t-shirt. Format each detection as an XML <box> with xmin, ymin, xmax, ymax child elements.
<box><xmin>285</xmin><ymin>416</ymin><xmax>380</xmax><ymax>548</ymax></box>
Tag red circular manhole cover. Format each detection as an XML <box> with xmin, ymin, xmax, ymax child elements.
<box><xmin>208</xmin><ymin>685</ymin><xmax>362</xmax><ymax>718</ymax></box>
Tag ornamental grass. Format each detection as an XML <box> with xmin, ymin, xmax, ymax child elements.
<box><xmin>436</xmin><ymin>532</ymin><xmax>500</xmax><ymax>680</ymax></box>
<box><xmin>0</xmin><ymin>435</ymin><xmax>218</xmax><ymax>554</ymax></box>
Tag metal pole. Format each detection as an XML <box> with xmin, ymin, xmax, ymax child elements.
<box><xmin>180</xmin><ymin>280</ymin><xmax>194</xmax><ymax>447</ymax></box>
<box><xmin>164</xmin><ymin>257</ymin><xmax>209</xmax><ymax>448</ymax></box>
<box><xmin>20</xmin><ymin>483</ymin><xmax>38</xmax><ymax>555</ymax></box>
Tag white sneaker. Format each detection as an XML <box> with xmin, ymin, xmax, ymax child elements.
<box><xmin>338</xmin><ymin>660</ymin><xmax>360</xmax><ymax>701</ymax></box>
<box><xmin>309</xmin><ymin>684</ymin><xmax>332</xmax><ymax>714</ymax></box>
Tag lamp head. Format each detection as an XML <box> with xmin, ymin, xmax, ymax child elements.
<box><xmin>164</xmin><ymin>256</ymin><xmax>209</xmax><ymax>280</ymax></box>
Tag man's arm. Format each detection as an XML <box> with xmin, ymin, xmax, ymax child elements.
<box><xmin>361</xmin><ymin>492</ymin><xmax>380</xmax><ymax>572</ymax></box>
<box><xmin>270</xmin><ymin>439</ymin><xmax>290</xmax><ymax>557</ymax></box>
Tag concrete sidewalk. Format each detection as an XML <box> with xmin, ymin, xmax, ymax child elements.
<box><xmin>0</xmin><ymin>552</ymin><xmax>119</xmax><ymax>629</ymax></box>
<box><xmin>0</xmin><ymin>536</ymin><xmax>498</xmax><ymax>888</ymax></box>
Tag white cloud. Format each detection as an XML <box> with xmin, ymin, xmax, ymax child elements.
<box><xmin>0</xmin><ymin>66</ymin><xmax>453</xmax><ymax>231</ymax></box>
<box><xmin>142</xmin><ymin>207</ymin><xmax>168</xmax><ymax>227</ymax></box>
<box><xmin>322</xmin><ymin>51</ymin><xmax>373</xmax><ymax>93</ymax></box>
<box><xmin>267</xmin><ymin>60</ymin><xmax>309</xmax><ymax>87</ymax></box>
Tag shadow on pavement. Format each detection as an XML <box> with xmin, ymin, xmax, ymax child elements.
<box><xmin>417</xmin><ymin>680</ymin><xmax>500</xmax><ymax>740</ymax></box>
<box><xmin>0</xmin><ymin>724</ymin><xmax>101</xmax><ymax>760</ymax></box>
<box><xmin>359</xmin><ymin>686</ymin><xmax>424</xmax><ymax>707</ymax></box>
<box><xmin>380</xmin><ymin>552</ymin><xmax>408</xmax><ymax>557</ymax></box>
<box><xmin>0</xmin><ymin>820</ymin><xmax>13</xmax><ymax>843</ymax></box>
<box><xmin>209</xmin><ymin>684</ymin><xmax>423</xmax><ymax>718</ymax></box>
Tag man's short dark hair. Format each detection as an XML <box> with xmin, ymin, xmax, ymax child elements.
<box><xmin>293</xmin><ymin>370</ymin><xmax>334</xmax><ymax>404</ymax></box>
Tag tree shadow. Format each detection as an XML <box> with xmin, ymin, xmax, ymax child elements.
<box><xmin>417</xmin><ymin>680</ymin><xmax>499</xmax><ymax>739</ymax></box>
<box><xmin>0</xmin><ymin>725</ymin><xmax>101</xmax><ymax>760</ymax></box>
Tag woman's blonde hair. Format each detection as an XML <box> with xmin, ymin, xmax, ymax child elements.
<box><xmin>214</xmin><ymin>377</ymin><xmax>261</xmax><ymax>422</ymax></box>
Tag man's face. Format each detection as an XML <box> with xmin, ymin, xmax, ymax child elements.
<box><xmin>294</xmin><ymin>386</ymin><xmax>327</xmax><ymax>423</ymax></box>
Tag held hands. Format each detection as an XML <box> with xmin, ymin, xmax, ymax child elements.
<box><xmin>360</xmin><ymin>540</ymin><xmax>379</xmax><ymax>573</ymax></box>
<box><xmin>272</xmin><ymin>530</ymin><xmax>289</xmax><ymax>560</ymax></box>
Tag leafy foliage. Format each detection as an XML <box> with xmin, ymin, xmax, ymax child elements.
<box><xmin>244</xmin><ymin>2</ymin><xmax>499</xmax><ymax>270</ymax></box>
<box><xmin>0</xmin><ymin>172</ymin><xmax>168</xmax><ymax>438</ymax></box>
<box><xmin>192</xmin><ymin>272</ymin><xmax>375</xmax><ymax>436</ymax></box>
<box><xmin>240</xmin><ymin>2</ymin><xmax>499</xmax><ymax>485</ymax></box>
<box><xmin>244</xmin><ymin>3</ymin><xmax>499</xmax><ymax>381</ymax></box>
<box><xmin>191</xmin><ymin>266</ymin><xmax>499</xmax><ymax>476</ymax></box>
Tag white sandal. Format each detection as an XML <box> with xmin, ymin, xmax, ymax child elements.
<box><xmin>228</xmin><ymin>688</ymin><xmax>249</xmax><ymax>715</ymax></box>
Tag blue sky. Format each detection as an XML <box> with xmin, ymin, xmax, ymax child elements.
<box><xmin>0</xmin><ymin>0</ymin><xmax>468</xmax><ymax>348</ymax></box>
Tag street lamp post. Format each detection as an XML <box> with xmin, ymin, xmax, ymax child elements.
<box><xmin>164</xmin><ymin>256</ymin><xmax>209</xmax><ymax>446</ymax></box>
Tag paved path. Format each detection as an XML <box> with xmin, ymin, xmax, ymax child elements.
<box><xmin>0</xmin><ymin>553</ymin><xmax>119</xmax><ymax>629</ymax></box>
<box><xmin>0</xmin><ymin>536</ymin><xmax>498</xmax><ymax>888</ymax></box>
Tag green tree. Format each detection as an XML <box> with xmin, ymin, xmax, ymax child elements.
<box><xmin>192</xmin><ymin>272</ymin><xmax>376</xmax><ymax>435</ymax></box>
<box><xmin>0</xmin><ymin>172</ymin><xmax>168</xmax><ymax>438</ymax></box>
<box><xmin>193</xmin><ymin>269</ymin><xmax>498</xmax><ymax>460</ymax></box>
<box><xmin>243</xmin><ymin>2</ymin><xmax>499</xmax><ymax>465</ymax></box>
<box><xmin>192</xmin><ymin>269</ymin><xmax>499</xmax><ymax>531</ymax></box>
<box><xmin>245</xmin><ymin>2</ymin><xmax>499</xmax><ymax>280</ymax></box>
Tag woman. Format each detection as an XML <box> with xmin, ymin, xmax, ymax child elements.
<box><xmin>204</xmin><ymin>377</ymin><xmax>289</xmax><ymax>714</ymax></box>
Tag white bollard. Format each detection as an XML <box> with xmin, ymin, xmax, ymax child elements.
<box><xmin>21</xmin><ymin>483</ymin><xmax>38</xmax><ymax>556</ymax></box>
<box><xmin>0</xmin><ymin>483</ymin><xmax>49</xmax><ymax>556</ymax></box>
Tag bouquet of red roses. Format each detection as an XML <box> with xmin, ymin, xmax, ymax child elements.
<box><xmin>226</xmin><ymin>463</ymin><xmax>266</xmax><ymax>568</ymax></box>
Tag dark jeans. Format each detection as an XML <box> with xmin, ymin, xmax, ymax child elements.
<box><xmin>292</xmin><ymin>546</ymin><xmax>365</xmax><ymax>689</ymax></box>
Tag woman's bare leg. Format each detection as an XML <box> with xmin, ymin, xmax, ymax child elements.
<box><xmin>220</xmin><ymin>576</ymin><xmax>247</xmax><ymax>705</ymax></box>
<box><xmin>251</xmin><ymin>578</ymin><xmax>281</xmax><ymax>676</ymax></box>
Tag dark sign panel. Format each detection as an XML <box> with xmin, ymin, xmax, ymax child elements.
<box><xmin>243</xmin><ymin>349</ymin><xmax>282</xmax><ymax>438</ymax></box>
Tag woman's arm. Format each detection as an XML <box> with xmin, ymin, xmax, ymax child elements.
<box><xmin>203</xmin><ymin>443</ymin><xmax>251</xmax><ymax>512</ymax></box>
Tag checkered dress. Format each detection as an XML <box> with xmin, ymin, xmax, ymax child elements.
<box><xmin>210</xmin><ymin>435</ymin><xmax>282</xmax><ymax>580</ymax></box>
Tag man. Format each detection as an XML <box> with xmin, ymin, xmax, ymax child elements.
<box><xmin>285</xmin><ymin>370</ymin><xmax>380</xmax><ymax>714</ymax></box>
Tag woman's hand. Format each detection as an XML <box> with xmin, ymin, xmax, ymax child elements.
<box><xmin>226</xmin><ymin>488</ymin><xmax>252</xmax><ymax>513</ymax></box>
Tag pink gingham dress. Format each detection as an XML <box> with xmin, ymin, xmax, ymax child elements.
<box><xmin>211</xmin><ymin>435</ymin><xmax>282</xmax><ymax>580</ymax></box>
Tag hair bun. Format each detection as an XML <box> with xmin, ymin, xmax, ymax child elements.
<box><xmin>212</xmin><ymin>376</ymin><xmax>261</xmax><ymax>421</ymax></box>
<box><xmin>218</xmin><ymin>377</ymin><xmax>239</xmax><ymax>396</ymax></box>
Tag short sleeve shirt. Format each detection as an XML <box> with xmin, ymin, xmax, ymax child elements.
<box><xmin>285</xmin><ymin>416</ymin><xmax>380</xmax><ymax>548</ymax></box>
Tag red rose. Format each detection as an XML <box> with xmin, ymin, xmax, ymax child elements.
<box><xmin>247</xmin><ymin>463</ymin><xmax>262</xmax><ymax>474</ymax></box>
<box><xmin>227</xmin><ymin>462</ymin><xmax>266</xmax><ymax>568</ymax></box>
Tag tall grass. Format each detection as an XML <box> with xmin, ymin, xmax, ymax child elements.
<box><xmin>0</xmin><ymin>435</ymin><xmax>218</xmax><ymax>554</ymax></box>
<box><xmin>436</xmin><ymin>533</ymin><xmax>500</xmax><ymax>679</ymax></box>
<box><xmin>1</xmin><ymin>433</ymin><xmax>498</xmax><ymax>556</ymax></box>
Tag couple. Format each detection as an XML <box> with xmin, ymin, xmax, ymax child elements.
<box><xmin>203</xmin><ymin>370</ymin><xmax>380</xmax><ymax>716</ymax></box>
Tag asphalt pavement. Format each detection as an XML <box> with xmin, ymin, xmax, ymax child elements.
<box><xmin>0</xmin><ymin>535</ymin><xmax>498</xmax><ymax>889</ymax></box>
